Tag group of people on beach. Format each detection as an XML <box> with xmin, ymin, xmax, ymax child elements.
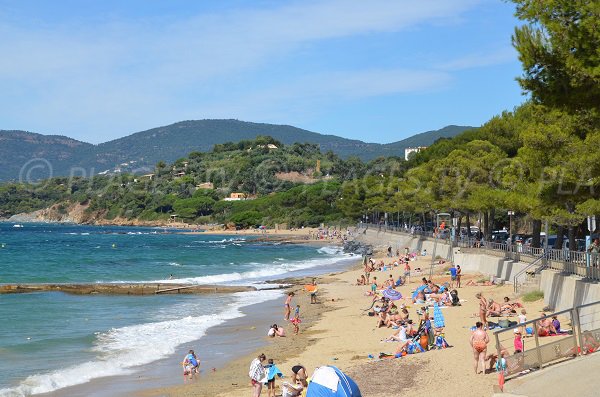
<box><xmin>308</xmin><ymin>226</ymin><xmax>351</xmax><ymax>241</ymax></box>
<box><xmin>249</xmin><ymin>353</ymin><xmax>308</xmax><ymax>397</ymax></box>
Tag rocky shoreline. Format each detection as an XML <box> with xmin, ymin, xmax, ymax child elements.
<box><xmin>0</xmin><ymin>283</ymin><xmax>257</xmax><ymax>295</ymax></box>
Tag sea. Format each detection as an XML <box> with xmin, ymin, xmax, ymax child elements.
<box><xmin>0</xmin><ymin>223</ymin><xmax>355</xmax><ymax>397</ymax></box>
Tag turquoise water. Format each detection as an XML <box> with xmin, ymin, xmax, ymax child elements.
<box><xmin>0</xmin><ymin>223</ymin><xmax>352</xmax><ymax>396</ymax></box>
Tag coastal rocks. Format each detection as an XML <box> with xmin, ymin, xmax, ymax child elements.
<box><xmin>343</xmin><ymin>240</ymin><xmax>372</xmax><ymax>256</ymax></box>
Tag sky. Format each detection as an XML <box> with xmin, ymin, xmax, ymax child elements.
<box><xmin>0</xmin><ymin>0</ymin><xmax>527</xmax><ymax>144</ymax></box>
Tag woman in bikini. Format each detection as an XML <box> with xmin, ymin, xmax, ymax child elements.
<box><xmin>476</xmin><ymin>292</ymin><xmax>488</xmax><ymax>330</ymax></box>
<box><xmin>470</xmin><ymin>321</ymin><xmax>489</xmax><ymax>374</ymax></box>
<box><xmin>284</xmin><ymin>292</ymin><xmax>294</xmax><ymax>321</ymax></box>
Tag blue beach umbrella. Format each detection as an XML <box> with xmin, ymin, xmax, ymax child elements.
<box><xmin>382</xmin><ymin>288</ymin><xmax>402</xmax><ymax>301</ymax></box>
<box><xmin>411</xmin><ymin>284</ymin><xmax>427</xmax><ymax>300</ymax></box>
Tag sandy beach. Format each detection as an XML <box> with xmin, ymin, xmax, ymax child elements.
<box><xmin>135</xmin><ymin>234</ymin><xmax>555</xmax><ymax>397</ymax></box>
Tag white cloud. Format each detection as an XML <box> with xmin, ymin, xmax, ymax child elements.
<box><xmin>438</xmin><ymin>47</ymin><xmax>517</xmax><ymax>71</ymax></box>
<box><xmin>0</xmin><ymin>0</ymin><xmax>484</xmax><ymax>140</ymax></box>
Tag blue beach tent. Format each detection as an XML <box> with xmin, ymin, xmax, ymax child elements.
<box><xmin>306</xmin><ymin>366</ymin><xmax>361</xmax><ymax>397</ymax></box>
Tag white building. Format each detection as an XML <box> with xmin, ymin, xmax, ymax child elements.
<box><xmin>404</xmin><ymin>146</ymin><xmax>427</xmax><ymax>161</ymax></box>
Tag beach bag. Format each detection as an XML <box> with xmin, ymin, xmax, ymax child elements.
<box><xmin>435</xmin><ymin>335</ymin><xmax>449</xmax><ymax>349</ymax></box>
<box><xmin>419</xmin><ymin>334</ymin><xmax>428</xmax><ymax>350</ymax></box>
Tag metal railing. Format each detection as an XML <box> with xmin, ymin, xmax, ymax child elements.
<box><xmin>493</xmin><ymin>300</ymin><xmax>600</xmax><ymax>380</ymax></box>
<box><xmin>358</xmin><ymin>224</ymin><xmax>600</xmax><ymax>282</ymax></box>
<box><xmin>513</xmin><ymin>252</ymin><xmax>547</xmax><ymax>293</ymax></box>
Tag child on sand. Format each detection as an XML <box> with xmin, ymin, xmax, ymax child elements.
<box><xmin>182</xmin><ymin>349</ymin><xmax>199</xmax><ymax>379</ymax></box>
<box><xmin>513</xmin><ymin>329</ymin><xmax>523</xmax><ymax>353</ymax></box>
<box><xmin>291</xmin><ymin>305</ymin><xmax>302</xmax><ymax>335</ymax></box>
<box><xmin>518</xmin><ymin>309</ymin><xmax>527</xmax><ymax>336</ymax></box>
<box><xmin>264</xmin><ymin>358</ymin><xmax>283</xmax><ymax>397</ymax></box>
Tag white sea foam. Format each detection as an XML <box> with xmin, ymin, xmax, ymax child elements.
<box><xmin>194</xmin><ymin>238</ymin><xmax>247</xmax><ymax>244</ymax></box>
<box><xmin>152</xmin><ymin>252</ymin><xmax>354</xmax><ymax>285</ymax></box>
<box><xmin>317</xmin><ymin>246</ymin><xmax>346</xmax><ymax>256</ymax></box>
<box><xmin>0</xmin><ymin>290</ymin><xmax>282</xmax><ymax>397</ymax></box>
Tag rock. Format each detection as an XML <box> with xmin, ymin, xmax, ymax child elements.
<box><xmin>343</xmin><ymin>240</ymin><xmax>373</xmax><ymax>256</ymax></box>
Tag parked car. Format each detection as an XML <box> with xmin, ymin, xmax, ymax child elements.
<box><xmin>491</xmin><ymin>230</ymin><xmax>509</xmax><ymax>243</ymax></box>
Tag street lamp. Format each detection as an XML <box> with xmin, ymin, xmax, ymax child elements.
<box><xmin>507</xmin><ymin>210</ymin><xmax>515</xmax><ymax>244</ymax></box>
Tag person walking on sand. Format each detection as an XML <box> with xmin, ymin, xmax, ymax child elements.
<box><xmin>404</xmin><ymin>261</ymin><xmax>411</xmax><ymax>284</ymax></box>
<box><xmin>249</xmin><ymin>353</ymin><xmax>266</xmax><ymax>397</ymax></box>
<box><xmin>470</xmin><ymin>321</ymin><xmax>489</xmax><ymax>374</ymax></box>
<box><xmin>449</xmin><ymin>263</ymin><xmax>457</xmax><ymax>289</ymax></box>
<box><xmin>476</xmin><ymin>292</ymin><xmax>488</xmax><ymax>330</ymax></box>
<box><xmin>284</xmin><ymin>292</ymin><xmax>294</xmax><ymax>321</ymax></box>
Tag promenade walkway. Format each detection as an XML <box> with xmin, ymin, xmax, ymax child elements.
<box><xmin>497</xmin><ymin>353</ymin><xmax>600</xmax><ymax>397</ymax></box>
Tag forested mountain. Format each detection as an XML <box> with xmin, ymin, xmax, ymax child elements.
<box><xmin>0</xmin><ymin>120</ymin><xmax>472</xmax><ymax>181</ymax></box>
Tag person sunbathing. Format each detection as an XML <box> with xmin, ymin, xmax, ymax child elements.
<box><xmin>427</xmin><ymin>291</ymin><xmax>451</xmax><ymax>305</ymax></box>
<box><xmin>384</xmin><ymin>324</ymin><xmax>409</xmax><ymax>342</ymax></box>
<box><xmin>501</xmin><ymin>296</ymin><xmax>522</xmax><ymax>312</ymax></box>
<box><xmin>582</xmin><ymin>331</ymin><xmax>600</xmax><ymax>353</ymax></box>
<box><xmin>486</xmin><ymin>299</ymin><xmax>503</xmax><ymax>317</ymax></box>
<box><xmin>356</xmin><ymin>275</ymin><xmax>366</xmax><ymax>285</ymax></box>
<box><xmin>466</xmin><ymin>279</ymin><xmax>494</xmax><ymax>286</ymax></box>
<box><xmin>537</xmin><ymin>314</ymin><xmax>557</xmax><ymax>336</ymax></box>
<box><xmin>385</xmin><ymin>308</ymin><xmax>410</xmax><ymax>327</ymax></box>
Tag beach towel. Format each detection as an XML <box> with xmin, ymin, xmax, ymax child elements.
<box><xmin>265</xmin><ymin>364</ymin><xmax>283</xmax><ymax>381</ymax></box>
<box><xmin>433</xmin><ymin>303</ymin><xmax>445</xmax><ymax>328</ymax></box>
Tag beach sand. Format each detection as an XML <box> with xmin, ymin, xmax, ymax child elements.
<box><xmin>137</xmin><ymin>243</ymin><xmax>554</xmax><ymax>397</ymax></box>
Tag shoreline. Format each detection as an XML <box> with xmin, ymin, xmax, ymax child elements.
<box><xmin>138</xmin><ymin>243</ymin><xmax>551</xmax><ymax>397</ymax></box>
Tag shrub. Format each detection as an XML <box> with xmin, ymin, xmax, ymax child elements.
<box><xmin>522</xmin><ymin>290</ymin><xmax>544</xmax><ymax>302</ymax></box>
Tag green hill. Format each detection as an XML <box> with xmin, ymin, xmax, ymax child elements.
<box><xmin>0</xmin><ymin>120</ymin><xmax>474</xmax><ymax>181</ymax></box>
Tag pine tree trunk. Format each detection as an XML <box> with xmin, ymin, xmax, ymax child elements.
<box><xmin>532</xmin><ymin>219</ymin><xmax>542</xmax><ymax>248</ymax></box>
<box><xmin>554</xmin><ymin>226</ymin><xmax>565</xmax><ymax>249</ymax></box>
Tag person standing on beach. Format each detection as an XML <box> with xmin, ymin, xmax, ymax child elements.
<box><xmin>284</xmin><ymin>292</ymin><xmax>294</xmax><ymax>321</ymax></box>
<box><xmin>363</xmin><ymin>256</ymin><xmax>371</xmax><ymax>284</ymax></box>
<box><xmin>249</xmin><ymin>353</ymin><xmax>266</xmax><ymax>397</ymax></box>
<box><xmin>404</xmin><ymin>261</ymin><xmax>411</xmax><ymax>284</ymax></box>
<box><xmin>470</xmin><ymin>321</ymin><xmax>489</xmax><ymax>374</ymax></box>
<box><xmin>449</xmin><ymin>264</ymin><xmax>457</xmax><ymax>289</ymax></box>
<box><xmin>456</xmin><ymin>265</ymin><xmax>462</xmax><ymax>288</ymax></box>
<box><xmin>476</xmin><ymin>293</ymin><xmax>488</xmax><ymax>330</ymax></box>
<box><xmin>310</xmin><ymin>279</ymin><xmax>318</xmax><ymax>304</ymax></box>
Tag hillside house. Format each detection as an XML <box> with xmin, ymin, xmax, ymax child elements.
<box><xmin>196</xmin><ymin>182</ymin><xmax>214</xmax><ymax>190</ymax></box>
<box><xmin>223</xmin><ymin>192</ymin><xmax>248</xmax><ymax>201</ymax></box>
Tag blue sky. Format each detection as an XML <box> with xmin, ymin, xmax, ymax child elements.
<box><xmin>0</xmin><ymin>0</ymin><xmax>526</xmax><ymax>144</ymax></box>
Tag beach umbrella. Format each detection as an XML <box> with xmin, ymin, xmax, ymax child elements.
<box><xmin>433</xmin><ymin>302</ymin><xmax>445</xmax><ymax>328</ymax></box>
<box><xmin>382</xmin><ymin>288</ymin><xmax>402</xmax><ymax>301</ymax></box>
<box><xmin>306</xmin><ymin>366</ymin><xmax>361</xmax><ymax>397</ymax></box>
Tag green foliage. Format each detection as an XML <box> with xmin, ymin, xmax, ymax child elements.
<box><xmin>511</xmin><ymin>0</ymin><xmax>600</xmax><ymax>113</ymax></box>
<box><xmin>522</xmin><ymin>290</ymin><xmax>544</xmax><ymax>302</ymax></box>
